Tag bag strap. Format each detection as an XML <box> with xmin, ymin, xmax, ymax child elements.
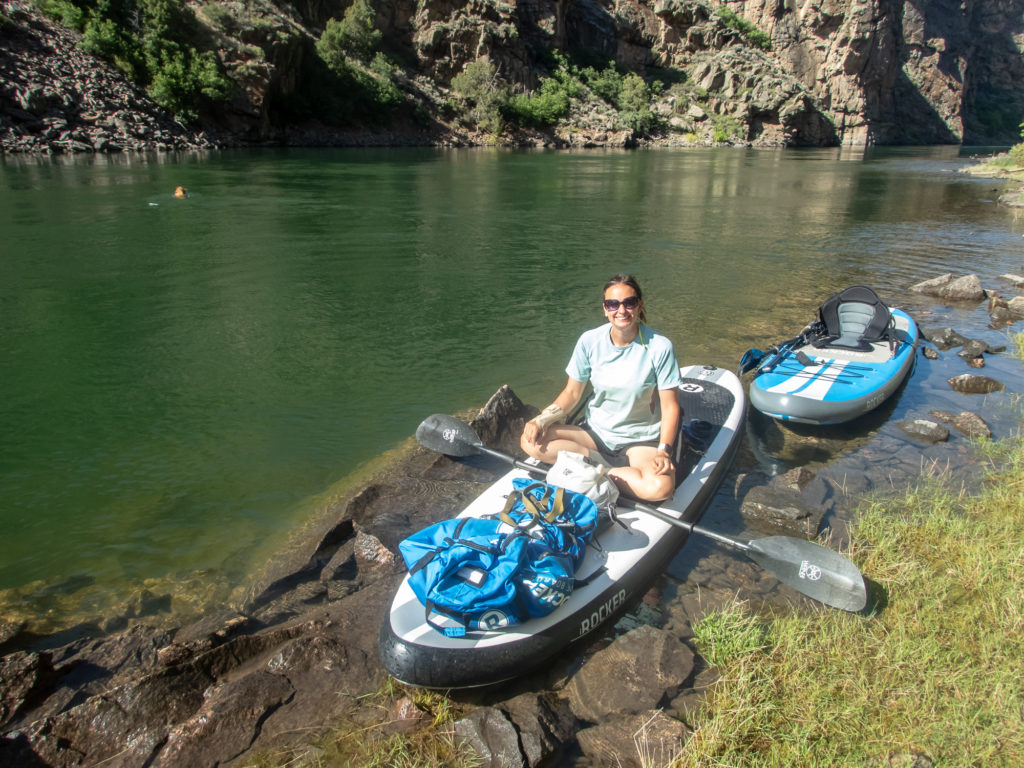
<box><xmin>407</xmin><ymin>517</ymin><xmax>502</xmax><ymax>576</ymax></box>
<box><xmin>498</xmin><ymin>482</ymin><xmax>565</xmax><ymax>526</ymax></box>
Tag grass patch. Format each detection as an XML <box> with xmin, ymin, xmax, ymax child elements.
<box><xmin>679</xmin><ymin>342</ymin><xmax>1024</xmax><ymax>766</ymax></box>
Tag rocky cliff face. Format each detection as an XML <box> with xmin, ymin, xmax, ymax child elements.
<box><xmin>1</xmin><ymin>0</ymin><xmax>1022</xmax><ymax>151</ymax></box>
<box><xmin>729</xmin><ymin>0</ymin><xmax>1024</xmax><ymax>144</ymax></box>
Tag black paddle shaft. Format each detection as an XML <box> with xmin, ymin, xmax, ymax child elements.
<box><xmin>415</xmin><ymin>413</ymin><xmax>868</xmax><ymax>612</ymax></box>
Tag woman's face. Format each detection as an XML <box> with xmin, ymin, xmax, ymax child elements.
<box><xmin>603</xmin><ymin>283</ymin><xmax>642</xmax><ymax>331</ymax></box>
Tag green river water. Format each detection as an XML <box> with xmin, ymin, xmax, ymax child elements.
<box><xmin>2</xmin><ymin>145</ymin><xmax>1022</xmax><ymax>633</ymax></box>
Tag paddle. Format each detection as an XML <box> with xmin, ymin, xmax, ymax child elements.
<box><xmin>415</xmin><ymin>413</ymin><xmax>868</xmax><ymax>613</ymax></box>
<box><xmin>739</xmin><ymin>332</ymin><xmax>810</xmax><ymax>376</ymax></box>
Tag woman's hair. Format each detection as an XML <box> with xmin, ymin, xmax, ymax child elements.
<box><xmin>603</xmin><ymin>273</ymin><xmax>646</xmax><ymax>323</ymax></box>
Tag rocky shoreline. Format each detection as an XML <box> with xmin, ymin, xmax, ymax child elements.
<box><xmin>1</xmin><ymin>273</ymin><xmax>1022</xmax><ymax>767</ymax></box>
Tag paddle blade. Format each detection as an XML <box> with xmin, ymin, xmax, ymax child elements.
<box><xmin>738</xmin><ymin>348</ymin><xmax>765</xmax><ymax>374</ymax></box>
<box><xmin>746</xmin><ymin>537</ymin><xmax>867</xmax><ymax>612</ymax></box>
<box><xmin>415</xmin><ymin>413</ymin><xmax>484</xmax><ymax>457</ymax></box>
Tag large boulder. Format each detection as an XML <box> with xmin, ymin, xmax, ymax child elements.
<box><xmin>576</xmin><ymin>709</ymin><xmax>691</xmax><ymax>768</ymax></box>
<box><xmin>565</xmin><ymin>625</ymin><xmax>695</xmax><ymax>722</ymax></box>
<box><xmin>910</xmin><ymin>274</ymin><xmax>986</xmax><ymax>302</ymax></box>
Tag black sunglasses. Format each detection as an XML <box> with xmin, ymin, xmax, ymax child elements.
<box><xmin>603</xmin><ymin>296</ymin><xmax>640</xmax><ymax>311</ymax></box>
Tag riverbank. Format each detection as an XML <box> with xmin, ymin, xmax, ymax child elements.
<box><xmin>960</xmin><ymin>147</ymin><xmax>1024</xmax><ymax>207</ymax></box>
<box><xmin>676</xmin><ymin>337</ymin><xmax>1024</xmax><ymax>767</ymax></box>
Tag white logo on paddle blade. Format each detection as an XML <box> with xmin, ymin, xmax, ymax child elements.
<box><xmin>442</xmin><ymin>428</ymin><xmax>458</xmax><ymax>444</ymax></box>
<box><xmin>799</xmin><ymin>561</ymin><xmax>822</xmax><ymax>581</ymax></box>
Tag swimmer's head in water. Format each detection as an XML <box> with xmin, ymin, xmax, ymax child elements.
<box><xmin>174</xmin><ymin>186</ymin><xmax>187</xmax><ymax>198</ymax></box>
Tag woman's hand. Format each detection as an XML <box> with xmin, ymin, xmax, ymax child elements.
<box><xmin>652</xmin><ymin>451</ymin><xmax>674</xmax><ymax>476</ymax></box>
<box><xmin>523</xmin><ymin>419</ymin><xmax>543</xmax><ymax>446</ymax></box>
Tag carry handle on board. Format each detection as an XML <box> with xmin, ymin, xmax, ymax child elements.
<box><xmin>415</xmin><ymin>413</ymin><xmax>868</xmax><ymax>613</ymax></box>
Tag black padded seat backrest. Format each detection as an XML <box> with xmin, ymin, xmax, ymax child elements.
<box><xmin>812</xmin><ymin>285</ymin><xmax>894</xmax><ymax>351</ymax></box>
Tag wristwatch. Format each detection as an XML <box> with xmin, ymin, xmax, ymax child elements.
<box><xmin>658</xmin><ymin>442</ymin><xmax>673</xmax><ymax>455</ymax></box>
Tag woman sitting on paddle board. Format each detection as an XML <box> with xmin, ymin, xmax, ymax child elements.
<box><xmin>521</xmin><ymin>274</ymin><xmax>681</xmax><ymax>502</ymax></box>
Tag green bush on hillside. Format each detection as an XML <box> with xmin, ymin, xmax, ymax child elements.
<box><xmin>617</xmin><ymin>72</ymin><xmax>658</xmax><ymax>134</ymax></box>
<box><xmin>317</xmin><ymin>0</ymin><xmax>380</xmax><ymax>64</ymax></box>
<box><xmin>38</xmin><ymin>0</ymin><xmax>232</xmax><ymax>122</ymax></box>
<box><xmin>580</xmin><ymin>65</ymin><xmax>623</xmax><ymax>105</ymax></box>
<box><xmin>717</xmin><ymin>6</ymin><xmax>772</xmax><ymax>51</ymax></box>
<box><xmin>35</xmin><ymin>0</ymin><xmax>84</xmax><ymax>29</ymax></box>
<box><xmin>507</xmin><ymin>77</ymin><xmax>571</xmax><ymax>127</ymax></box>
<box><xmin>452</xmin><ymin>59</ymin><xmax>509</xmax><ymax>134</ymax></box>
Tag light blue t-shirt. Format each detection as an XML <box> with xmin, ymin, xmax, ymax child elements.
<box><xmin>566</xmin><ymin>323</ymin><xmax>681</xmax><ymax>451</ymax></box>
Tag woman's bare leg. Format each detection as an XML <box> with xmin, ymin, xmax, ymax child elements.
<box><xmin>520</xmin><ymin>424</ymin><xmax>598</xmax><ymax>464</ymax></box>
<box><xmin>608</xmin><ymin>446</ymin><xmax>675</xmax><ymax>502</ymax></box>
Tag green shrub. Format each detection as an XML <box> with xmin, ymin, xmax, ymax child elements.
<box><xmin>452</xmin><ymin>59</ymin><xmax>508</xmax><ymax>134</ymax></box>
<box><xmin>333</xmin><ymin>0</ymin><xmax>381</xmax><ymax>62</ymax></box>
<box><xmin>711</xmin><ymin>112</ymin><xmax>744</xmax><ymax>143</ymax></box>
<box><xmin>316</xmin><ymin>18</ymin><xmax>348</xmax><ymax>73</ymax></box>
<box><xmin>617</xmin><ymin>73</ymin><xmax>658</xmax><ymax>135</ymax></box>
<box><xmin>507</xmin><ymin>77</ymin><xmax>571</xmax><ymax>127</ymax></box>
<box><xmin>581</xmin><ymin>65</ymin><xmax>623</xmax><ymax>105</ymax></box>
<box><xmin>35</xmin><ymin>0</ymin><xmax>85</xmax><ymax>30</ymax></box>
<box><xmin>717</xmin><ymin>6</ymin><xmax>772</xmax><ymax>51</ymax></box>
<box><xmin>147</xmin><ymin>46</ymin><xmax>229</xmax><ymax>121</ymax></box>
<box><xmin>1010</xmin><ymin>121</ymin><xmax>1024</xmax><ymax>167</ymax></box>
<box><xmin>367</xmin><ymin>53</ymin><xmax>404</xmax><ymax>110</ymax></box>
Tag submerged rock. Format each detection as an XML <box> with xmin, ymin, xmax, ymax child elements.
<box><xmin>897</xmin><ymin>420</ymin><xmax>950</xmax><ymax>444</ymax></box>
<box><xmin>919</xmin><ymin>327</ymin><xmax>969</xmax><ymax>350</ymax></box>
<box><xmin>947</xmin><ymin>374</ymin><xmax>1005</xmax><ymax>395</ymax></box>
<box><xmin>929</xmin><ymin>411</ymin><xmax>993</xmax><ymax>439</ymax></box>
<box><xmin>740</xmin><ymin>484</ymin><xmax>826</xmax><ymax>537</ymax></box>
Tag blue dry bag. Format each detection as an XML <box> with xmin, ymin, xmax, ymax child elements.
<box><xmin>499</xmin><ymin>478</ymin><xmax>599</xmax><ymax>568</ymax></box>
<box><xmin>397</xmin><ymin>480</ymin><xmax>598</xmax><ymax>637</ymax></box>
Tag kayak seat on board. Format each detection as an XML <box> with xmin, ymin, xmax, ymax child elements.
<box><xmin>808</xmin><ymin>285</ymin><xmax>895</xmax><ymax>352</ymax></box>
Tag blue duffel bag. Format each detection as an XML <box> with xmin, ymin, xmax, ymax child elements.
<box><xmin>399</xmin><ymin>514</ymin><xmax>575</xmax><ymax>637</ymax></box>
<box><xmin>498</xmin><ymin>478</ymin><xmax>599</xmax><ymax>568</ymax></box>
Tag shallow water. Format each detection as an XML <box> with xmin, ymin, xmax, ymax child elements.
<box><xmin>2</xmin><ymin>145</ymin><xmax>1022</xmax><ymax>633</ymax></box>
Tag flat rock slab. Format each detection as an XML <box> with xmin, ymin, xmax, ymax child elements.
<box><xmin>565</xmin><ymin>625</ymin><xmax>695</xmax><ymax>722</ymax></box>
<box><xmin>740</xmin><ymin>483</ymin><xmax>826</xmax><ymax>537</ymax></box>
<box><xmin>576</xmin><ymin>710</ymin><xmax>691</xmax><ymax>768</ymax></box>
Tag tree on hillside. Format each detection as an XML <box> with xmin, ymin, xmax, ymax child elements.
<box><xmin>317</xmin><ymin>0</ymin><xmax>381</xmax><ymax>65</ymax></box>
